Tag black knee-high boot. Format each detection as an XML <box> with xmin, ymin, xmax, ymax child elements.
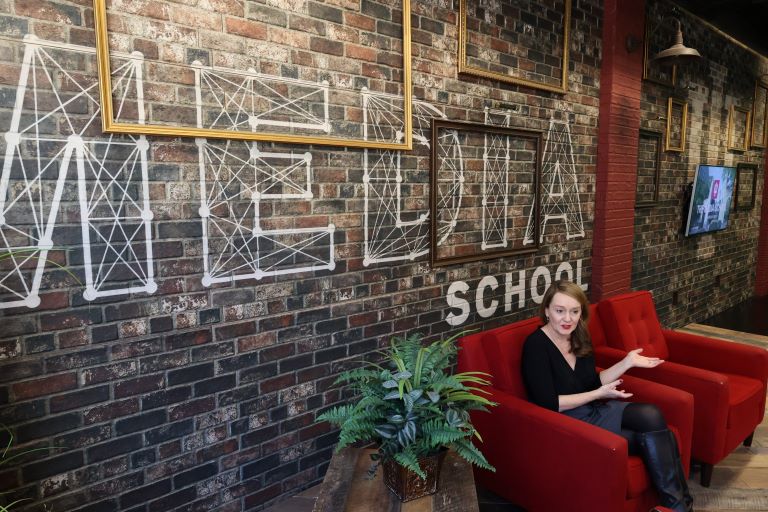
<box><xmin>639</xmin><ymin>429</ymin><xmax>693</xmax><ymax>512</ymax></box>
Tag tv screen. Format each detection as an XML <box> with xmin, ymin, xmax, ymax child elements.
<box><xmin>684</xmin><ymin>164</ymin><xmax>736</xmax><ymax>236</ymax></box>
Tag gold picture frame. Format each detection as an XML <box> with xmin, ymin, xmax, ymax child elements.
<box><xmin>92</xmin><ymin>0</ymin><xmax>413</xmax><ymax>150</ymax></box>
<box><xmin>727</xmin><ymin>105</ymin><xmax>751</xmax><ymax>152</ymax></box>
<box><xmin>665</xmin><ymin>98</ymin><xmax>688</xmax><ymax>152</ymax></box>
<box><xmin>457</xmin><ymin>0</ymin><xmax>571</xmax><ymax>94</ymax></box>
<box><xmin>750</xmin><ymin>81</ymin><xmax>768</xmax><ymax>149</ymax></box>
<box><xmin>429</xmin><ymin>119</ymin><xmax>542</xmax><ymax>267</ymax></box>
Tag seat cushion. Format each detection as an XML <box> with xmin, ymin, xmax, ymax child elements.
<box><xmin>726</xmin><ymin>373</ymin><xmax>764</xmax><ymax>429</ymax></box>
<box><xmin>626</xmin><ymin>455</ymin><xmax>650</xmax><ymax>498</ymax></box>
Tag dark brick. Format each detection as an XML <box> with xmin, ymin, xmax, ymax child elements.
<box><xmin>87</xmin><ymin>434</ymin><xmax>143</xmax><ymax>463</ymax></box>
<box><xmin>242</xmin><ymin>453</ymin><xmax>280</xmax><ymax>479</ymax></box>
<box><xmin>40</xmin><ymin>309</ymin><xmax>102</xmax><ymax>331</ymax></box>
<box><xmin>157</xmin><ymin>221</ymin><xmax>202</xmax><ymax>238</ymax></box>
<box><xmin>173</xmin><ymin>462</ymin><xmax>217</xmax><ymax>488</ymax></box>
<box><xmin>50</xmin><ymin>385</ymin><xmax>110</xmax><ymax>413</ymax></box>
<box><xmin>315</xmin><ymin>345</ymin><xmax>347</xmax><ymax>363</ymax></box>
<box><xmin>24</xmin><ymin>333</ymin><xmax>55</xmax><ymax>353</ymax></box>
<box><xmin>216</xmin><ymin>352</ymin><xmax>259</xmax><ymax>373</ymax></box>
<box><xmin>141</xmin><ymin>386</ymin><xmax>192</xmax><ymax>410</ymax></box>
<box><xmin>296</xmin><ymin>308</ymin><xmax>331</xmax><ymax>324</ymax></box>
<box><xmin>240</xmin><ymin>363</ymin><xmax>278</xmax><ymax>384</ymax></box>
<box><xmin>83</xmin><ymin>398</ymin><xmax>139</xmax><ymax>425</ymax></box>
<box><xmin>0</xmin><ymin>361</ymin><xmax>42</xmax><ymax>383</ymax></box>
<box><xmin>150</xmin><ymin>316</ymin><xmax>174</xmax><ymax>333</ymax></box>
<box><xmin>148</xmin><ymin>486</ymin><xmax>197</xmax><ymax>511</ymax></box>
<box><xmin>82</xmin><ymin>362</ymin><xmax>138</xmax><ymax>386</ymax></box>
<box><xmin>214</xmin><ymin>321</ymin><xmax>257</xmax><ymax>341</ymax></box>
<box><xmin>299</xmin><ymin>446</ymin><xmax>334</xmax><ymax>471</ymax></box>
<box><xmin>45</xmin><ymin>348</ymin><xmax>109</xmax><ymax>372</ymax></box>
<box><xmin>194</xmin><ymin>374</ymin><xmax>236</xmax><ymax>397</ymax></box>
<box><xmin>165</xmin><ymin>329</ymin><xmax>212</xmax><ymax>350</ymax></box>
<box><xmin>131</xmin><ymin>448</ymin><xmax>156</xmax><ymax>468</ymax></box>
<box><xmin>279</xmin><ymin>353</ymin><xmax>313</xmax><ymax>372</ymax></box>
<box><xmin>13</xmin><ymin>372</ymin><xmax>77</xmax><ymax>400</ymax></box>
<box><xmin>144</xmin><ymin>419</ymin><xmax>194</xmax><ymax>444</ymax></box>
<box><xmin>242</xmin><ymin>425</ymin><xmax>279</xmax><ymax>448</ymax></box>
<box><xmin>115</xmin><ymin>410</ymin><xmax>167</xmax><ymax>435</ymax></box>
<box><xmin>168</xmin><ymin>362</ymin><xmax>214</xmax><ymax>386</ymax></box>
<box><xmin>198</xmin><ymin>308</ymin><xmax>221</xmax><ymax>325</ymax></box>
<box><xmin>210</xmin><ymin>289</ymin><xmax>255</xmax><ymax>307</ymax></box>
<box><xmin>168</xmin><ymin>397</ymin><xmax>215</xmax><ymax>421</ymax></box>
<box><xmin>119</xmin><ymin>478</ymin><xmax>172</xmax><ymax>508</ymax></box>
<box><xmin>22</xmin><ymin>451</ymin><xmax>84</xmax><ymax>481</ymax></box>
<box><xmin>90</xmin><ymin>324</ymin><xmax>119</xmax><ymax>343</ymax></box>
<box><xmin>16</xmin><ymin>412</ymin><xmax>81</xmax><ymax>442</ymax></box>
<box><xmin>111</xmin><ymin>338</ymin><xmax>163</xmax><ymax>360</ymax></box>
<box><xmin>115</xmin><ymin>375</ymin><xmax>165</xmax><ymax>399</ymax></box>
<box><xmin>72</xmin><ymin>499</ymin><xmax>118</xmax><ymax>512</ymax></box>
<box><xmin>53</xmin><ymin>424</ymin><xmax>112</xmax><ymax>449</ymax></box>
<box><xmin>315</xmin><ymin>317</ymin><xmax>348</xmax><ymax>334</ymax></box>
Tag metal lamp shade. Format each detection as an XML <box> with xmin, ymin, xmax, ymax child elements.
<box><xmin>653</xmin><ymin>20</ymin><xmax>701</xmax><ymax>66</ymax></box>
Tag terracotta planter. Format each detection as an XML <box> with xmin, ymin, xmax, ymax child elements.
<box><xmin>381</xmin><ymin>449</ymin><xmax>448</xmax><ymax>502</ymax></box>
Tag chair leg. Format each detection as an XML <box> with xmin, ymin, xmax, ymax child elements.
<box><xmin>743</xmin><ymin>432</ymin><xmax>754</xmax><ymax>447</ymax></box>
<box><xmin>700</xmin><ymin>463</ymin><xmax>713</xmax><ymax>487</ymax></box>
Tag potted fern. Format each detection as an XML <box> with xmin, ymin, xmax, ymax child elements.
<box><xmin>317</xmin><ymin>332</ymin><xmax>496</xmax><ymax>501</ymax></box>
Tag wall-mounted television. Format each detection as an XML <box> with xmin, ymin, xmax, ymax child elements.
<box><xmin>684</xmin><ymin>164</ymin><xmax>737</xmax><ymax>236</ymax></box>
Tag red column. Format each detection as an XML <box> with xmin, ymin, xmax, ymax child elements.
<box><xmin>755</xmin><ymin>150</ymin><xmax>768</xmax><ymax>296</ymax></box>
<box><xmin>591</xmin><ymin>0</ymin><xmax>646</xmax><ymax>301</ymax></box>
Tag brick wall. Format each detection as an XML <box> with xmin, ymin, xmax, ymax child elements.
<box><xmin>0</xmin><ymin>0</ymin><xmax>604</xmax><ymax>511</ymax></box>
<box><xmin>633</xmin><ymin>0</ymin><xmax>768</xmax><ymax>326</ymax></box>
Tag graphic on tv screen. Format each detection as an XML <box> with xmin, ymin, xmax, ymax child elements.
<box><xmin>685</xmin><ymin>165</ymin><xmax>736</xmax><ymax>236</ymax></box>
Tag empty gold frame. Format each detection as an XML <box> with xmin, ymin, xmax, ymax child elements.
<box><xmin>92</xmin><ymin>0</ymin><xmax>413</xmax><ymax>149</ymax></box>
<box><xmin>727</xmin><ymin>105</ymin><xmax>751</xmax><ymax>152</ymax></box>
<box><xmin>751</xmin><ymin>81</ymin><xmax>768</xmax><ymax>149</ymax></box>
<box><xmin>429</xmin><ymin>119</ymin><xmax>542</xmax><ymax>267</ymax></box>
<box><xmin>458</xmin><ymin>0</ymin><xmax>571</xmax><ymax>94</ymax></box>
<box><xmin>665</xmin><ymin>98</ymin><xmax>688</xmax><ymax>152</ymax></box>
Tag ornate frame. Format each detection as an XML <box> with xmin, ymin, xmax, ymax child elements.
<box><xmin>665</xmin><ymin>98</ymin><xmax>688</xmax><ymax>152</ymax></box>
<box><xmin>636</xmin><ymin>129</ymin><xmax>662</xmax><ymax>207</ymax></box>
<box><xmin>727</xmin><ymin>105</ymin><xmax>752</xmax><ymax>152</ymax></box>
<box><xmin>735</xmin><ymin>162</ymin><xmax>758</xmax><ymax>211</ymax></box>
<box><xmin>92</xmin><ymin>0</ymin><xmax>413</xmax><ymax>150</ymax></box>
<box><xmin>457</xmin><ymin>0</ymin><xmax>571</xmax><ymax>94</ymax></box>
<box><xmin>429</xmin><ymin>119</ymin><xmax>542</xmax><ymax>267</ymax></box>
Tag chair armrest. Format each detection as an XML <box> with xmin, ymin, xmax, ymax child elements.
<box><xmin>620</xmin><ymin>373</ymin><xmax>694</xmax><ymax>474</ymax></box>
<box><xmin>594</xmin><ymin>346</ymin><xmax>629</xmax><ymax>369</ymax></box>
<box><xmin>471</xmin><ymin>387</ymin><xmax>627</xmax><ymax>512</ymax></box>
<box><xmin>663</xmin><ymin>329</ymin><xmax>768</xmax><ymax>382</ymax></box>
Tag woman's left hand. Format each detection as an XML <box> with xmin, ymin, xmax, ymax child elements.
<box><xmin>625</xmin><ymin>348</ymin><xmax>664</xmax><ymax>369</ymax></box>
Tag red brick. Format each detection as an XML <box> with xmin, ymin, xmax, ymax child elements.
<box><xmin>13</xmin><ymin>373</ymin><xmax>77</xmax><ymax>400</ymax></box>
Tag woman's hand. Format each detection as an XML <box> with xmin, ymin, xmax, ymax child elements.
<box><xmin>597</xmin><ymin>379</ymin><xmax>633</xmax><ymax>400</ymax></box>
<box><xmin>624</xmin><ymin>348</ymin><xmax>664</xmax><ymax>369</ymax></box>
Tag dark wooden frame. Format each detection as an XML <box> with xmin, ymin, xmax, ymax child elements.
<box><xmin>751</xmin><ymin>81</ymin><xmax>768</xmax><ymax>149</ymax></box>
<box><xmin>727</xmin><ymin>105</ymin><xmax>752</xmax><ymax>152</ymax></box>
<box><xmin>735</xmin><ymin>162</ymin><xmax>758</xmax><ymax>211</ymax></box>
<box><xmin>429</xmin><ymin>119</ymin><xmax>542</xmax><ymax>267</ymax></box>
<box><xmin>636</xmin><ymin>129</ymin><xmax>662</xmax><ymax>208</ymax></box>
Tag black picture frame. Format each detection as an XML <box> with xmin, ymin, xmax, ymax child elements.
<box><xmin>735</xmin><ymin>162</ymin><xmax>758</xmax><ymax>211</ymax></box>
<box><xmin>636</xmin><ymin>129</ymin><xmax>663</xmax><ymax>207</ymax></box>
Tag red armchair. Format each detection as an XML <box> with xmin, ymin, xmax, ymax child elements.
<box><xmin>458</xmin><ymin>317</ymin><xmax>694</xmax><ymax>512</ymax></box>
<box><xmin>594</xmin><ymin>291</ymin><xmax>768</xmax><ymax>486</ymax></box>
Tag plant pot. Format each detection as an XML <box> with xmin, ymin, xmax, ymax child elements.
<box><xmin>381</xmin><ymin>449</ymin><xmax>448</xmax><ymax>502</ymax></box>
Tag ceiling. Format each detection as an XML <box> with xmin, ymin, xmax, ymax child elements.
<box><xmin>671</xmin><ymin>0</ymin><xmax>768</xmax><ymax>59</ymax></box>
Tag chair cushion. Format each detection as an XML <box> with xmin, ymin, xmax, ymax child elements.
<box><xmin>725</xmin><ymin>373</ymin><xmax>764</xmax><ymax>429</ymax></box>
<box><xmin>599</xmin><ymin>292</ymin><xmax>670</xmax><ymax>360</ymax></box>
<box><xmin>484</xmin><ymin>318</ymin><xmax>541</xmax><ymax>396</ymax></box>
<box><xmin>589</xmin><ymin>304</ymin><xmax>608</xmax><ymax>348</ymax></box>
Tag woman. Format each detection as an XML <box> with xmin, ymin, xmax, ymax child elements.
<box><xmin>521</xmin><ymin>280</ymin><xmax>693</xmax><ymax>512</ymax></box>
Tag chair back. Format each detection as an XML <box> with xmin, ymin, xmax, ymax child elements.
<box><xmin>598</xmin><ymin>291</ymin><xmax>670</xmax><ymax>359</ymax></box>
<box><xmin>458</xmin><ymin>318</ymin><xmax>541</xmax><ymax>397</ymax></box>
<box><xmin>588</xmin><ymin>303</ymin><xmax>607</xmax><ymax>348</ymax></box>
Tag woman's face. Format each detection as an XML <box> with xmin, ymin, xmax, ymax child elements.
<box><xmin>545</xmin><ymin>292</ymin><xmax>582</xmax><ymax>339</ymax></box>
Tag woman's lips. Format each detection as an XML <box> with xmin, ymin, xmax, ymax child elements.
<box><xmin>561</xmin><ymin>324</ymin><xmax>572</xmax><ymax>329</ymax></box>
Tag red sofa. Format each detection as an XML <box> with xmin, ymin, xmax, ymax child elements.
<box><xmin>594</xmin><ymin>291</ymin><xmax>768</xmax><ymax>486</ymax></box>
<box><xmin>458</xmin><ymin>317</ymin><xmax>694</xmax><ymax>512</ymax></box>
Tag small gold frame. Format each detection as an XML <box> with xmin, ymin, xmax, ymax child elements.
<box><xmin>750</xmin><ymin>81</ymin><xmax>768</xmax><ymax>149</ymax></box>
<box><xmin>92</xmin><ymin>0</ymin><xmax>413</xmax><ymax>150</ymax></box>
<box><xmin>457</xmin><ymin>0</ymin><xmax>571</xmax><ymax>94</ymax></box>
<box><xmin>665</xmin><ymin>98</ymin><xmax>688</xmax><ymax>152</ymax></box>
<box><xmin>727</xmin><ymin>105</ymin><xmax>751</xmax><ymax>152</ymax></box>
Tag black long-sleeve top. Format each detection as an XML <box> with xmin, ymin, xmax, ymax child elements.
<box><xmin>521</xmin><ymin>328</ymin><xmax>602</xmax><ymax>411</ymax></box>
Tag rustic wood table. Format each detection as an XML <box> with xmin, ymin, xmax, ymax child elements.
<box><xmin>312</xmin><ymin>447</ymin><xmax>479</xmax><ymax>512</ymax></box>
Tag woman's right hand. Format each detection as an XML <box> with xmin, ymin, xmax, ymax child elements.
<box><xmin>597</xmin><ymin>379</ymin><xmax>633</xmax><ymax>399</ymax></box>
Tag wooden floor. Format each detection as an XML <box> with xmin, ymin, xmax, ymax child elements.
<box><xmin>264</xmin><ymin>324</ymin><xmax>768</xmax><ymax>512</ymax></box>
